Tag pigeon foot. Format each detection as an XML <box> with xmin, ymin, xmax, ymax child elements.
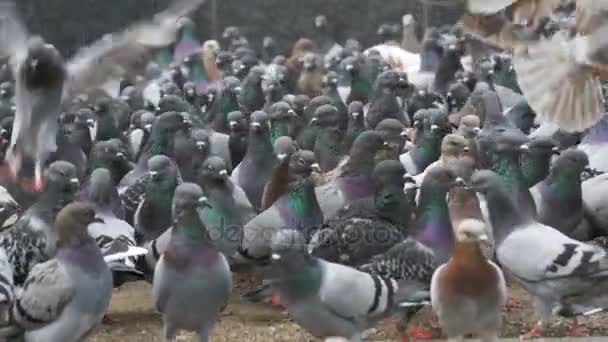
<box><xmin>519</xmin><ymin>321</ymin><xmax>544</xmax><ymax>340</ymax></box>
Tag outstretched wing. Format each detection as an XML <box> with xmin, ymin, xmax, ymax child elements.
<box><xmin>64</xmin><ymin>0</ymin><xmax>206</xmax><ymax>100</ymax></box>
<box><xmin>0</xmin><ymin>0</ymin><xmax>29</xmax><ymax>75</ymax></box>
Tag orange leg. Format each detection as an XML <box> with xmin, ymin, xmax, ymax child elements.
<box><xmin>568</xmin><ymin>318</ymin><xmax>589</xmax><ymax>337</ymax></box>
<box><xmin>519</xmin><ymin>320</ymin><xmax>544</xmax><ymax>340</ymax></box>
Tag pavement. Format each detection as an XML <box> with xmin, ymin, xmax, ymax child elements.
<box><xmin>424</xmin><ymin>339</ymin><xmax>607</xmax><ymax>342</ymax></box>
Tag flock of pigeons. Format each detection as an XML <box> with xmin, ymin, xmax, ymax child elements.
<box><xmin>0</xmin><ymin>0</ymin><xmax>604</xmax><ymax>341</ymax></box>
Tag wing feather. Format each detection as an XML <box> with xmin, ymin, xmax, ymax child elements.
<box><xmin>64</xmin><ymin>0</ymin><xmax>206</xmax><ymax>100</ymax></box>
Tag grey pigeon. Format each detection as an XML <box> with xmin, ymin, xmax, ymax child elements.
<box><xmin>0</xmin><ymin>161</ymin><xmax>79</xmax><ymax>285</ymax></box>
<box><xmin>231</xmin><ymin>111</ymin><xmax>276</xmax><ymax>210</ymax></box>
<box><xmin>1</xmin><ymin>0</ymin><xmax>206</xmax><ymax>189</ymax></box>
<box><xmin>133</xmin><ymin>155</ymin><xmax>181</xmax><ymax>243</ymax></box>
<box><xmin>153</xmin><ymin>183</ymin><xmax>232</xmax><ymax>342</ymax></box>
<box><xmin>366</xmin><ymin>70</ymin><xmax>409</xmax><ymax>129</ymax></box>
<box><xmin>469</xmin><ymin>170</ymin><xmax>608</xmax><ymax>339</ymax></box>
<box><xmin>12</xmin><ymin>202</ymin><xmax>112</xmax><ymax>342</ymax></box>
<box><xmin>267</xmin><ymin>229</ymin><xmax>427</xmax><ymax>342</ymax></box>
<box><xmin>530</xmin><ymin>150</ymin><xmax>593</xmax><ymax>240</ymax></box>
<box><xmin>520</xmin><ymin>137</ymin><xmax>558</xmax><ymax>188</ymax></box>
<box><xmin>316</xmin><ymin>131</ymin><xmax>389</xmax><ymax>219</ymax></box>
<box><xmin>237</xmin><ymin>150</ymin><xmax>322</xmax><ymax>263</ymax></box>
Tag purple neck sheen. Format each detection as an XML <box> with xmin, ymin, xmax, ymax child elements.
<box><xmin>582</xmin><ymin>114</ymin><xmax>608</xmax><ymax>145</ymax></box>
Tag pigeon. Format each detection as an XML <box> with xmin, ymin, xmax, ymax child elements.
<box><xmin>578</xmin><ymin>115</ymin><xmax>608</xmax><ymax>173</ymax></box>
<box><xmin>208</xmin><ymin>76</ymin><xmax>241</xmax><ymax>133</ymax></box>
<box><xmin>92</xmin><ymin>97</ymin><xmax>120</xmax><ymax>142</ymax></box>
<box><xmin>227</xmin><ymin>110</ymin><xmax>249</xmax><ymax>167</ymax></box>
<box><xmin>267</xmin><ymin>229</ymin><xmax>426</xmax><ymax>342</ymax></box>
<box><xmin>366</xmin><ymin>70</ymin><xmax>409</xmax><ymax>129</ymax></box>
<box><xmin>237</xmin><ymin>150</ymin><xmax>322</xmax><ymax>262</ymax></box>
<box><xmin>457</xmin><ymin>114</ymin><xmax>481</xmax><ymax>164</ymax></box>
<box><xmin>9</xmin><ymin>202</ymin><xmax>112</xmax><ymax>342</ymax></box>
<box><xmin>173</xmin><ymin>128</ymin><xmax>210</xmax><ymax>183</ymax></box>
<box><xmin>88</xmin><ymin>139</ymin><xmax>133</xmax><ymax>187</ymax></box>
<box><xmin>407</xmin><ymin>89</ymin><xmax>445</xmax><ymax>124</ymax></box>
<box><xmin>173</xmin><ymin>17</ymin><xmax>201</xmax><ymax>63</ymax></box>
<box><xmin>196</xmin><ymin>156</ymin><xmax>255</xmax><ymax>260</ymax></box>
<box><xmin>268</xmin><ymin>101</ymin><xmax>297</xmax><ymax>145</ymax></box>
<box><xmin>315</xmin><ymin>131</ymin><xmax>389</xmax><ymax>220</ymax></box>
<box><xmin>67</xmin><ymin>108</ymin><xmax>95</xmax><ymax>156</ymax></box>
<box><xmin>342</xmin><ymin>101</ymin><xmax>365</xmax><ymax>153</ymax></box>
<box><xmin>133</xmin><ymin>155</ymin><xmax>181</xmax><ymax>243</ymax></box>
<box><xmin>322</xmin><ymin>71</ymin><xmax>349</xmax><ymax>130</ymax></box>
<box><xmin>582</xmin><ymin>172</ymin><xmax>608</xmax><ymax>238</ymax></box>
<box><xmin>0</xmin><ymin>161</ymin><xmax>79</xmax><ymax>285</ymax></box>
<box><xmin>261</xmin><ymin>136</ymin><xmax>300</xmax><ymax>211</ymax></box>
<box><xmin>297</xmin><ymin>52</ymin><xmax>324</xmax><ymax>98</ymax></box>
<box><xmin>431</xmin><ymin>219</ymin><xmax>507</xmax><ymax>342</ymax></box>
<box><xmin>152</xmin><ymin>183</ymin><xmax>232</xmax><ymax>342</ymax></box>
<box><xmin>432</xmin><ymin>39</ymin><xmax>465</xmax><ymax>96</ymax></box>
<box><xmin>231</xmin><ymin>111</ymin><xmax>277</xmax><ymax>210</ymax></box>
<box><xmin>400</xmin><ymin>109</ymin><xmax>452</xmax><ymax>176</ymax></box>
<box><xmin>1</xmin><ymin>0</ymin><xmax>206</xmax><ymax>190</ymax></box>
<box><xmin>237</xmin><ymin>66</ymin><xmax>266</xmax><ymax>114</ymax></box>
<box><xmin>520</xmin><ymin>137</ymin><xmax>558</xmax><ymax>188</ymax></box>
<box><xmin>512</xmin><ymin>1</ymin><xmax>608</xmax><ymax>132</ymax></box>
<box><xmin>468</xmin><ymin>170</ymin><xmax>608</xmax><ymax>339</ymax></box>
<box><xmin>298</xmin><ymin>95</ymin><xmax>333</xmax><ymax>151</ymax></box>
<box><xmin>341</xmin><ymin>55</ymin><xmax>373</xmax><ymax>105</ymax></box>
<box><xmin>413</xmin><ymin>134</ymin><xmax>469</xmax><ymax>186</ymax></box>
<box><xmin>506</xmin><ymin>98</ymin><xmax>537</xmax><ymax>135</ymax></box>
<box><xmin>312</xmin><ymin>104</ymin><xmax>344</xmax><ymax>173</ymax></box>
<box><xmin>530</xmin><ymin>149</ymin><xmax>593</xmax><ymax>240</ymax></box>
<box><xmin>401</xmin><ymin>14</ymin><xmax>421</xmax><ymax>53</ymax></box>
<box><xmin>375</xmin><ymin>118</ymin><xmax>408</xmax><ymax>158</ymax></box>
<box><xmin>126</xmin><ymin>110</ymin><xmax>155</xmax><ymax>160</ymax></box>
<box><xmin>407</xmin><ymin>34</ymin><xmax>443</xmax><ymax>91</ymax></box>
<box><xmin>82</xmin><ymin>168</ymin><xmax>146</xmax><ymax>287</ymax></box>
<box><xmin>309</xmin><ymin>160</ymin><xmax>409</xmax><ymax>266</ymax></box>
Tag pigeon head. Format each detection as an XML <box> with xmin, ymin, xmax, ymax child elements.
<box><xmin>373</xmin><ymin>159</ymin><xmax>407</xmax><ymax>189</ymax></box>
<box><xmin>90</xmin><ymin>139</ymin><xmax>130</xmax><ymax>172</ymax></box>
<box><xmin>375</xmin><ymin>118</ymin><xmax>408</xmax><ymax>152</ymax></box>
<box><xmin>314</xmin><ymin>15</ymin><xmax>328</xmax><ymax>29</ymax></box>
<box><xmin>183</xmin><ymin>81</ymin><xmax>197</xmax><ymax>98</ymax></box>
<box><xmin>447</xmin><ymin>156</ymin><xmax>476</xmax><ymax>182</ymax></box>
<box><xmin>348</xmin><ymin>101</ymin><xmax>364</xmax><ymax>121</ymax></box>
<box><xmin>341</xmin><ymin>55</ymin><xmax>362</xmax><ymax>76</ymax></box>
<box><xmin>407</xmin><ymin>90</ymin><xmax>445</xmax><ymax>120</ymax></box>
<box><xmin>310</xmin><ymin>104</ymin><xmax>339</xmax><ymax>127</ymax></box>
<box><xmin>93</xmin><ymin>97</ymin><xmax>112</xmax><ymax>116</ymax></box>
<box><xmin>402</xmin><ymin>14</ymin><xmax>415</xmax><ymax>27</ymax></box>
<box><xmin>522</xmin><ymin>137</ymin><xmax>558</xmax><ymax>158</ymax></box>
<box><xmin>199</xmin><ymin>156</ymin><xmax>228</xmax><ymax>183</ymax></box>
<box><xmin>55</xmin><ymin>202</ymin><xmax>98</xmax><ymax>248</ymax></box>
<box><xmin>304</xmin><ymin>95</ymin><xmax>332</xmax><ymax>123</ymax></box>
<box><xmin>288</xmin><ymin>150</ymin><xmax>317</xmax><ymax>179</ymax></box>
<box><xmin>468</xmin><ymin>170</ymin><xmax>505</xmax><ymax>195</ymax></box>
<box><xmin>147</xmin><ymin>155</ymin><xmax>176</xmax><ymax>181</ymax></box>
<box><xmin>343</xmin><ymin>131</ymin><xmax>391</xmax><ymax>176</ymax></box>
<box><xmin>191</xmin><ymin>128</ymin><xmax>211</xmax><ymax>154</ymax></box>
<box><xmin>263</xmin><ymin>36</ymin><xmax>276</xmax><ymax>49</ymax></box>
<box><xmin>158</xmin><ymin>94</ymin><xmax>189</xmax><ymax>114</ymax></box>
<box><xmin>249</xmin><ymin>111</ymin><xmax>270</xmax><ymax>134</ymax></box>
<box><xmin>21</xmin><ymin>37</ymin><xmax>66</xmax><ymax>90</ymax></box>
<box><xmin>227</xmin><ymin>111</ymin><xmax>247</xmax><ymax>132</ymax></box>
<box><xmin>506</xmin><ymin>99</ymin><xmax>537</xmax><ymax>134</ymax></box>
<box><xmin>446</xmin><ymin>83</ymin><xmax>471</xmax><ymax>114</ymax></box>
<box><xmin>154</xmin><ymin>111</ymin><xmax>190</xmax><ymax>138</ymax></box>
<box><xmin>74</xmin><ymin>108</ymin><xmax>95</xmax><ymax>129</ymax></box>
<box><xmin>441</xmin><ymin>134</ymin><xmax>469</xmax><ymax>157</ymax></box>
<box><xmin>44</xmin><ymin>161</ymin><xmax>79</xmax><ymax>194</ymax></box>
<box><xmin>374</xmin><ymin>70</ymin><xmax>404</xmax><ymax>93</ymax></box>
<box><xmin>454</xmin><ymin>219</ymin><xmax>489</xmax><ymax>243</ymax></box>
<box><xmin>88</xmin><ymin>168</ymin><xmax>114</xmax><ymax>206</ymax></box>
<box><xmin>215</xmin><ymin>50</ymin><xmax>234</xmax><ymax>70</ymax></box>
<box><xmin>291</xmin><ymin>95</ymin><xmax>310</xmax><ymax>116</ymax></box>
<box><xmin>222</xmin><ymin>26</ymin><xmax>241</xmax><ymax>41</ymax></box>
<box><xmin>177</xmin><ymin>17</ymin><xmax>195</xmax><ymax>36</ymax></box>
<box><xmin>377</xmin><ymin>23</ymin><xmax>400</xmax><ymax>43</ymax></box>
<box><xmin>172</xmin><ymin>183</ymin><xmax>210</xmax><ymax>220</ymax></box>
<box><xmin>493</xmin><ymin>130</ymin><xmax>530</xmax><ymax>154</ymax></box>
<box><xmin>458</xmin><ymin>115</ymin><xmax>481</xmax><ymax>138</ymax></box>
<box><xmin>269</xmin><ymin>102</ymin><xmax>294</xmax><ymax>121</ymax></box>
<box><xmin>0</xmin><ymin>82</ymin><xmax>13</xmax><ymax>98</ymax></box>
<box><xmin>270</xmin><ymin>229</ymin><xmax>308</xmax><ymax>262</ymax></box>
<box><xmin>274</xmin><ymin>136</ymin><xmax>298</xmax><ymax>162</ymax></box>
<box><xmin>550</xmin><ymin>149</ymin><xmax>590</xmax><ymax>178</ymax></box>
<box><xmin>322</xmin><ymin>71</ymin><xmax>339</xmax><ymax>89</ymax></box>
<box><xmin>422</xmin><ymin>165</ymin><xmax>460</xmax><ymax>192</ymax></box>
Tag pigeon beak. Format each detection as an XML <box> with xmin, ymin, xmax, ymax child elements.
<box><xmin>430</xmin><ymin>124</ymin><xmax>439</xmax><ymax>132</ymax></box>
<box><xmin>0</xmin><ymin>90</ymin><xmax>6</xmax><ymax>95</ymax></box>
<box><xmin>69</xmin><ymin>178</ymin><xmax>79</xmax><ymax>186</ymax></box>
<box><xmin>234</xmin><ymin>86</ymin><xmax>242</xmax><ymax>94</ymax></box>
<box><xmin>271</xmin><ymin>253</ymin><xmax>281</xmax><ymax>261</ymax></box>
<box><xmin>452</xmin><ymin>177</ymin><xmax>466</xmax><ymax>188</ymax></box>
<box><xmin>463</xmin><ymin>146</ymin><xmax>470</xmax><ymax>153</ymax></box>
<box><xmin>92</xmin><ymin>217</ymin><xmax>105</xmax><ymax>224</ymax></box>
<box><xmin>584</xmin><ymin>166</ymin><xmax>594</xmax><ymax>174</ymax></box>
<box><xmin>148</xmin><ymin>171</ymin><xmax>159</xmax><ymax>180</ymax></box>
<box><xmin>187</xmin><ymin>89</ymin><xmax>195</xmax><ymax>96</ymax></box>
<box><xmin>473</xmin><ymin>127</ymin><xmax>481</xmax><ymax>133</ymax></box>
<box><xmin>229</xmin><ymin>121</ymin><xmax>238</xmax><ymax>129</ymax></box>
<box><xmin>115</xmin><ymin>152</ymin><xmax>126</xmax><ymax>160</ymax></box>
<box><xmin>86</xmin><ymin>119</ymin><xmax>95</xmax><ymax>127</ymax></box>
<box><xmin>218</xmin><ymin>169</ymin><xmax>228</xmax><ymax>178</ymax></box>
<box><xmin>251</xmin><ymin>122</ymin><xmax>262</xmax><ymax>131</ymax></box>
<box><xmin>144</xmin><ymin>124</ymin><xmax>153</xmax><ymax>132</ymax></box>
<box><xmin>311</xmin><ymin>163</ymin><xmax>322</xmax><ymax>173</ymax></box>
<box><xmin>478</xmin><ymin>234</ymin><xmax>490</xmax><ymax>242</ymax></box>
<box><xmin>277</xmin><ymin>153</ymin><xmax>287</xmax><ymax>162</ymax></box>
<box><xmin>30</xmin><ymin>59</ymin><xmax>39</xmax><ymax>69</ymax></box>
<box><xmin>196</xmin><ymin>141</ymin><xmax>207</xmax><ymax>150</ymax></box>
<box><xmin>520</xmin><ymin>144</ymin><xmax>529</xmax><ymax>151</ymax></box>
<box><xmin>400</xmin><ymin>130</ymin><xmax>408</xmax><ymax>137</ymax></box>
<box><xmin>308</xmin><ymin>118</ymin><xmax>318</xmax><ymax>126</ymax></box>
<box><xmin>552</xmin><ymin>146</ymin><xmax>560</xmax><ymax>155</ymax></box>
<box><xmin>288</xmin><ymin>109</ymin><xmax>296</xmax><ymax>116</ymax></box>
<box><xmin>418</xmin><ymin>90</ymin><xmax>426</xmax><ymax>96</ymax></box>
<box><xmin>345</xmin><ymin>64</ymin><xmax>354</xmax><ymax>71</ymax></box>
<box><xmin>198</xmin><ymin>196</ymin><xmax>212</xmax><ymax>208</ymax></box>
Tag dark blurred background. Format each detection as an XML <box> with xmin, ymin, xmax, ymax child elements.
<box><xmin>19</xmin><ymin>0</ymin><xmax>463</xmax><ymax>56</ymax></box>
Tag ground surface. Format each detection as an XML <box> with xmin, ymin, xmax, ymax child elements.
<box><xmin>89</xmin><ymin>278</ymin><xmax>608</xmax><ymax>342</ymax></box>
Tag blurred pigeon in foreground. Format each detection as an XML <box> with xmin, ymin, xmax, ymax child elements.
<box><xmin>11</xmin><ymin>202</ymin><xmax>112</xmax><ymax>342</ymax></box>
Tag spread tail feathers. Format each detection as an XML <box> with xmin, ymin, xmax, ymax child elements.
<box><xmin>514</xmin><ymin>32</ymin><xmax>604</xmax><ymax>132</ymax></box>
